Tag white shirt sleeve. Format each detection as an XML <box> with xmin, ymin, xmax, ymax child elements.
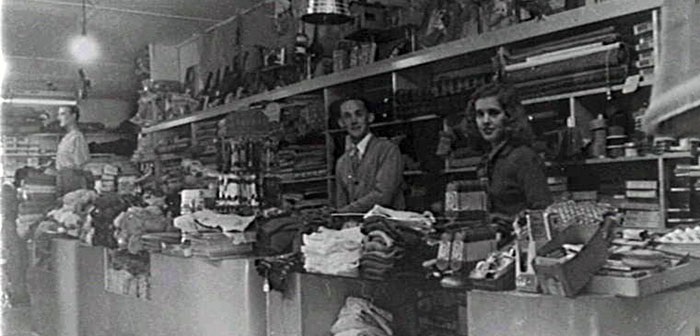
<box><xmin>56</xmin><ymin>131</ymin><xmax>90</xmax><ymax>170</ymax></box>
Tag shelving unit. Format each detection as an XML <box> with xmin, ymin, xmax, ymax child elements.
<box><xmin>1</xmin><ymin>131</ymin><xmax>131</xmax><ymax>182</ymax></box>
<box><xmin>138</xmin><ymin>0</ymin><xmax>690</xmax><ymax>225</ymax></box>
<box><xmin>142</xmin><ymin>0</ymin><xmax>662</xmax><ymax>135</ymax></box>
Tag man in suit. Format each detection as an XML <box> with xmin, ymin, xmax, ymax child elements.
<box><xmin>335</xmin><ymin>97</ymin><xmax>405</xmax><ymax>213</ymax></box>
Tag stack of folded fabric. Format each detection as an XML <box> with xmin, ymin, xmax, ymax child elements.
<box><xmin>271</xmin><ymin>145</ymin><xmax>326</xmax><ymax>182</ymax></box>
<box><xmin>360</xmin><ymin>230</ymin><xmax>405</xmax><ymax>281</ymax></box>
<box><xmin>301</xmin><ymin>226</ymin><xmax>363</xmax><ymax>276</ymax></box>
<box><xmin>359</xmin><ymin>206</ymin><xmax>436</xmax><ymax>280</ymax></box>
<box><xmin>330</xmin><ymin>297</ymin><xmax>393</xmax><ymax>336</ymax></box>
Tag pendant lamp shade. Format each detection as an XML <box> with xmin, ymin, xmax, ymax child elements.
<box><xmin>642</xmin><ymin>0</ymin><xmax>700</xmax><ymax>137</ymax></box>
<box><xmin>302</xmin><ymin>0</ymin><xmax>352</xmax><ymax>25</ymax></box>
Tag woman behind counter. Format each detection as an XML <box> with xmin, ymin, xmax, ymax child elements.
<box><xmin>465</xmin><ymin>83</ymin><xmax>552</xmax><ymax>235</ymax></box>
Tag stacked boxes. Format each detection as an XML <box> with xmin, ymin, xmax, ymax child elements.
<box><xmin>100</xmin><ymin>164</ymin><xmax>119</xmax><ymax>193</ymax></box>
<box><xmin>622</xmin><ymin>180</ymin><xmax>661</xmax><ymax>227</ymax></box>
<box><xmin>632</xmin><ymin>21</ymin><xmax>655</xmax><ymax>80</ymax></box>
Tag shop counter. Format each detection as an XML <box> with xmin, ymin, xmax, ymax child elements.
<box><xmin>266</xmin><ymin>272</ymin><xmax>427</xmax><ymax>336</ymax></box>
<box><xmin>29</xmin><ymin>238</ymin><xmax>266</xmax><ymax>336</ymax></box>
<box><xmin>468</xmin><ymin>284</ymin><xmax>700</xmax><ymax>336</ymax></box>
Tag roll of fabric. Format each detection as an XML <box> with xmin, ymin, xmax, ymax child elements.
<box><xmin>507</xmin><ymin>43</ymin><xmax>626</xmax><ymax>83</ymax></box>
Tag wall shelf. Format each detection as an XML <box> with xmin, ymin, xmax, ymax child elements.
<box><xmin>443</xmin><ymin>166</ymin><xmax>478</xmax><ymax>174</ymax></box>
<box><xmin>273</xmin><ymin>175</ymin><xmax>330</xmax><ymax>184</ymax></box>
<box><xmin>327</xmin><ymin>114</ymin><xmax>440</xmax><ymax>134</ymax></box>
<box><xmin>141</xmin><ymin>0</ymin><xmax>661</xmax><ymax>134</ymax></box>
<box><xmin>1</xmin><ymin>153</ymin><xmax>55</xmax><ymax>157</ymax></box>
<box><xmin>521</xmin><ymin>79</ymin><xmax>654</xmax><ymax>105</ymax></box>
<box><xmin>581</xmin><ymin>152</ymin><xmax>694</xmax><ymax>165</ymax></box>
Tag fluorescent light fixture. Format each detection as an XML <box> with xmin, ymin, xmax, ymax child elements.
<box><xmin>2</xmin><ymin>90</ymin><xmax>78</xmax><ymax>106</ymax></box>
<box><xmin>1</xmin><ymin>97</ymin><xmax>78</xmax><ymax>106</ymax></box>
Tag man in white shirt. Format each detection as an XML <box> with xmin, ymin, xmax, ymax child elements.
<box><xmin>55</xmin><ymin>105</ymin><xmax>89</xmax><ymax>170</ymax></box>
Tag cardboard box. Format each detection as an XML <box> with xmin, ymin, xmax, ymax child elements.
<box><xmin>586</xmin><ymin>260</ymin><xmax>700</xmax><ymax>297</ymax></box>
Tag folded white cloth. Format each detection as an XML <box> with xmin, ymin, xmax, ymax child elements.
<box><xmin>303</xmin><ymin>227</ymin><xmax>364</xmax><ymax>275</ymax></box>
<box><xmin>363</xmin><ymin>205</ymin><xmax>435</xmax><ymax>232</ymax></box>
<box><xmin>173</xmin><ymin>210</ymin><xmax>256</xmax><ymax>233</ymax></box>
<box><xmin>331</xmin><ymin>297</ymin><xmax>393</xmax><ymax>336</ymax></box>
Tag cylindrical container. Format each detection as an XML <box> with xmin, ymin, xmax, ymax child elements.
<box><xmin>653</xmin><ymin>137</ymin><xmax>676</xmax><ymax>154</ymax></box>
<box><xmin>607</xmin><ymin>145</ymin><xmax>624</xmax><ymax>158</ymax></box>
<box><xmin>590</xmin><ymin>115</ymin><xmax>607</xmax><ymax>158</ymax></box>
<box><xmin>624</xmin><ymin>142</ymin><xmax>638</xmax><ymax>157</ymax></box>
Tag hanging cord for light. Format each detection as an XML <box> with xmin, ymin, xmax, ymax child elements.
<box><xmin>70</xmin><ymin>0</ymin><xmax>98</xmax><ymax>62</ymax></box>
<box><xmin>82</xmin><ymin>0</ymin><xmax>87</xmax><ymax>36</ymax></box>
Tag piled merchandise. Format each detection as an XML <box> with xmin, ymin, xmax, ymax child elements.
<box><xmin>173</xmin><ymin>209</ymin><xmax>257</xmax><ymax>258</ymax></box>
<box><xmin>282</xmin><ymin>188</ymin><xmax>329</xmax><ymax>213</ymax></box>
<box><xmin>270</xmin><ymin>144</ymin><xmax>326</xmax><ymax>182</ymax></box>
<box><xmin>504</xmin><ymin>26</ymin><xmax>629</xmax><ymax>99</ymax></box>
<box><xmin>132</xmin><ymin>79</ymin><xmax>198</xmax><ymax>126</ymax></box>
<box><xmin>131</xmin><ymin>133</ymin><xmax>156</xmax><ymax>162</ymax></box>
<box><xmin>547</xmin><ymin>176</ymin><xmax>568</xmax><ymax>201</ymax></box>
<box><xmin>359</xmin><ymin>229</ymin><xmax>405</xmax><ymax>281</ymax></box>
<box><xmin>394</xmin><ymin>70</ymin><xmax>491</xmax><ymax>119</ymax></box>
<box><xmin>358</xmin><ymin>206</ymin><xmax>435</xmax><ymax>280</ymax></box>
<box><xmin>302</xmin><ymin>226</ymin><xmax>364</xmax><ymax>276</ymax></box>
<box><xmin>99</xmin><ymin>164</ymin><xmax>119</xmax><ymax>193</ymax></box>
<box><xmin>32</xmin><ymin>189</ymin><xmax>97</xmax><ymax>267</ymax></box>
<box><xmin>669</xmin><ymin>162</ymin><xmax>700</xmax><ymax>225</ymax></box>
<box><xmin>622</xmin><ymin>180</ymin><xmax>661</xmax><ymax>227</ymax></box>
<box><xmin>193</xmin><ymin>119</ymin><xmax>220</xmax><ymax>168</ymax></box>
<box><xmin>113</xmin><ymin>205</ymin><xmax>171</xmax><ymax>254</ymax></box>
<box><xmin>359</xmin><ymin>215</ymin><xmax>428</xmax><ymax>280</ymax></box>
<box><xmin>330</xmin><ymin>297</ymin><xmax>393</xmax><ymax>336</ymax></box>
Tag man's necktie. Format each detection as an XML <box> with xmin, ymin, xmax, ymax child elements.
<box><xmin>350</xmin><ymin>145</ymin><xmax>361</xmax><ymax>173</ymax></box>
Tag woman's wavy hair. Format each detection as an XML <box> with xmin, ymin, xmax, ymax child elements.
<box><xmin>464</xmin><ymin>82</ymin><xmax>534</xmax><ymax>149</ymax></box>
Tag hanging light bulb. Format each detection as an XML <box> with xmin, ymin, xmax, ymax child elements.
<box><xmin>71</xmin><ymin>35</ymin><xmax>99</xmax><ymax>62</ymax></box>
<box><xmin>70</xmin><ymin>0</ymin><xmax>99</xmax><ymax>62</ymax></box>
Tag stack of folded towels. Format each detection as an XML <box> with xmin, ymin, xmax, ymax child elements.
<box><xmin>302</xmin><ymin>226</ymin><xmax>363</xmax><ymax>276</ymax></box>
<box><xmin>359</xmin><ymin>213</ymin><xmax>428</xmax><ymax>280</ymax></box>
<box><xmin>331</xmin><ymin>297</ymin><xmax>393</xmax><ymax>336</ymax></box>
<box><xmin>359</xmin><ymin>230</ymin><xmax>405</xmax><ymax>281</ymax></box>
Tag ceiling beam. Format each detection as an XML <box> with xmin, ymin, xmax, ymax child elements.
<box><xmin>11</xmin><ymin>0</ymin><xmax>223</xmax><ymax>22</ymax></box>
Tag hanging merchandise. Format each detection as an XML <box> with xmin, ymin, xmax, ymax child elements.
<box><xmin>302</xmin><ymin>0</ymin><xmax>352</xmax><ymax>25</ymax></box>
<box><xmin>295</xmin><ymin>23</ymin><xmax>309</xmax><ymax>60</ymax></box>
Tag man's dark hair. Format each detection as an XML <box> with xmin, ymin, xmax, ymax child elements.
<box><xmin>62</xmin><ymin>105</ymin><xmax>80</xmax><ymax>122</ymax></box>
<box><xmin>339</xmin><ymin>96</ymin><xmax>371</xmax><ymax>113</ymax></box>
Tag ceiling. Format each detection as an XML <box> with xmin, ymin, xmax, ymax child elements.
<box><xmin>3</xmin><ymin>0</ymin><xmax>258</xmax><ymax>100</ymax></box>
